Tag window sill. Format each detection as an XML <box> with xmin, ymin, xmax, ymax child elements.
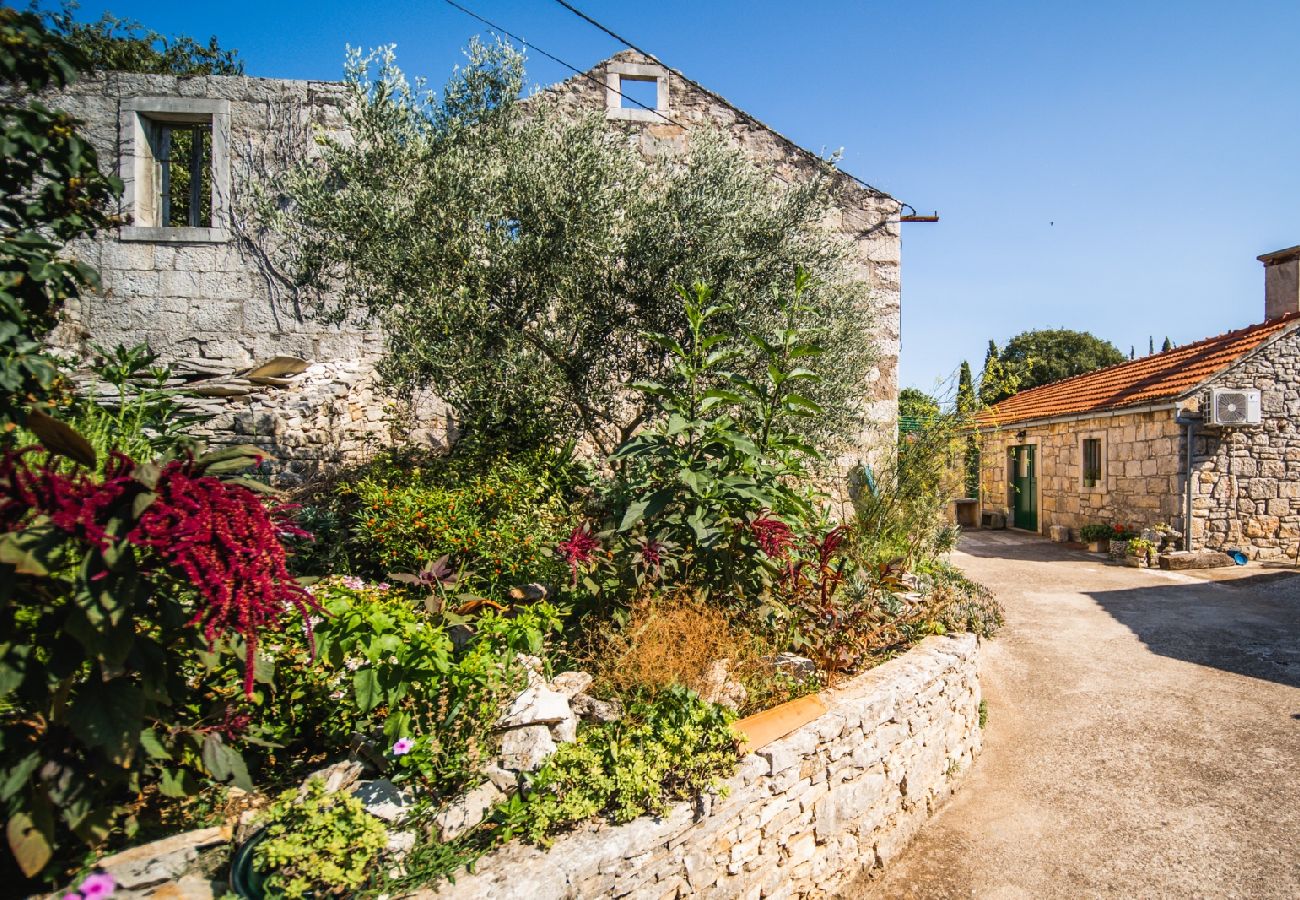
<box><xmin>120</xmin><ymin>226</ymin><xmax>229</xmax><ymax>244</ymax></box>
<box><xmin>605</xmin><ymin>107</ymin><xmax>671</xmax><ymax>123</ymax></box>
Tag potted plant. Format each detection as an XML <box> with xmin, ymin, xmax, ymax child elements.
<box><xmin>1108</xmin><ymin>524</ymin><xmax>1138</xmax><ymax>560</ymax></box>
<box><xmin>1124</xmin><ymin>537</ymin><xmax>1156</xmax><ymax>568</ymax></box>
<box><xmin>1079</xmin><ymin>523</ymin><xmax>1111</xmax><ymax>553</ymax></box>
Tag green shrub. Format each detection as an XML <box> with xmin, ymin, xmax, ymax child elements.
<box><xmin>495</xmin><ymin>686</ymin><xmax>739</xmax><ymax>844</ymax></box>
<box><xmin>596</xmin><ymin>278</ymin><xmax>827</xmax><ymax>606</ymax></box>
<box><xmin>1078</xmin><ymin>523</ymin><xmax>1113</xmax><ymax>542</ymax></box>
<box><xmin>293</xmin><ymin>447</ymin><xmax>585</xmax><ymax>595</ymax></box>
<box><xmin>253</xmin><ymin>777</ymin><xmax>387</xmax><ymax>900</ymax></box>
<box><xmin>253</xmin><ymin>577</ymin><xmax>563</xmax><ymax>800</ymax></box>
<box><xmin>921</xmin><ymin>560</ymin><xmax>1004</xmax><ymax>638</ymax></box>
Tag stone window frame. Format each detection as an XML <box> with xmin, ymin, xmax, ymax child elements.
<box><xmin>604</xmin><ymin>61</ymin><xmax>670</xmax><ymax>123</ymax></box>
<box><xmin>119</xmin><ymin>97</ymin><xmax>231</xmax><ymax>243</ymax></box>
<box><xmin>1079</xmin><ymin>430</ymin><xmax>1106</xmax><ymax>492</ymax></box>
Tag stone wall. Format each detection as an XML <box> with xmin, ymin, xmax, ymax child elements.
<box><xmin>1189</xmin><ymin>328</ymin><xmax>1300</xmax><ymax>559</ymax></box>
<box><xmin>977</xmin><ymin>408</ymin><xmax>1185</xmax><ymax>535</ymax></box>
<box><xmin>423</xmin><ymin>634</ymin><xmax>981</xmax><ymax>900</ymax></box>
<box><xmin>45</xmin><ymin>60</ymin><xmax>901</xmax><ymax>478</ymax></box>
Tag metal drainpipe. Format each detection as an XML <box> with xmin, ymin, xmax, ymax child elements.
<box><xmin>1177</xmin><ymin>415</ymin><xmax>1200</xmax><ymax>551</ymax></box>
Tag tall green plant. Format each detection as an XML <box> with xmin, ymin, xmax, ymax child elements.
<box><xmin>603</xmin><ymin>277</ymin><xmax>826</xmax><ymax>601</ymax></box>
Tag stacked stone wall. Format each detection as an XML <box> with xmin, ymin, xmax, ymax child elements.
<box><xmin>423</xmin><ymin>634</ymin><xmax>981</xmax><ymax>900</ymax></box>
<box><xmin>1190</xmin><ymin>329</ymin><xmax>1300</xmax><ymax>559</ymax></box>
<box><xmin>977</xmin><ymin>409</ymin><xmax>1185</xmax><ymax>536</ymax></box>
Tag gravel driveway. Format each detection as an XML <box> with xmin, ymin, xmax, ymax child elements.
<box><xmin>854</xmin><ymin>530</ymin><xmax>1300</xmax><ymax>899</ymax></box>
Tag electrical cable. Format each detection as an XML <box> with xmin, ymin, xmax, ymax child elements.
<box><xmin>545</xmin><ymin>0</ymin><xmax>919</xmax><ymax>214</ymax></box>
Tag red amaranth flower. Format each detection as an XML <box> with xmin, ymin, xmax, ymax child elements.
<box><xmin>127</xmin><ymin>459</ymin><xmax>319</xmax><ymax>696</ymax></box>
<box><xmin>557</xmin><ymin>525</ymin><xmax>600</xmax><ymax>586</ymax></box>
<box><xmin>635</xmin><ymin>536</ymin><xmax>664</xmax><ymax>576</ymax></box>
<box><xmin>750</xmin><ymin>513</ymin><xmax>796</xmax><ymax>558</ymax></box>
<box><xmin>0</xmin><ymin>448</ymin><xmax>137</xmax><ymax>548</ymax></box>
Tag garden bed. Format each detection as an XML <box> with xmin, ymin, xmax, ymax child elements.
<box><xmin>418</xmin><ymin>634</ymin><xmax>982</xmax><ymax>900</ymax></box>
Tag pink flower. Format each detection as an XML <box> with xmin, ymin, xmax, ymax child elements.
<box><xmin>78</xmin><ymin>872</ymin><xmax>116</xmax><ymax>900</ymax></box>
<box><xmin>391</xmin><ymin>738</ymin><xmax>414</xmax><ymax>756</ymax></box>
<box><xmin>557</xmin><ymin>525</ymin><xmax>600</xmax><ymax>585</ymax></box>
<box><xmin>63</xmin><ymin>894</ymin><xmax>81</xmax><ymax>900</ymax></box>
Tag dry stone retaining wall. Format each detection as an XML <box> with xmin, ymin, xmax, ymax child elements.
<box><xmin>423</xmin><ymin>633</ymin><xmax>981</xmax><ymax>900</ymax></box>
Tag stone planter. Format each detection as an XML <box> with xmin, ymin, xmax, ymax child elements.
<box><xmin>1123</xmin><ymin>555</ymin><xmax>1150</xmax><ymax>568</ymax></box>
<box><xmin>1108</xmin><ymin>539</ymin><xmax>1129</xmax><ymax>560</ymax></box>
<box><xmin>1086</xmin><ymin>540</ymin><xmax>1107</xmax><ymax>553</ymax></box>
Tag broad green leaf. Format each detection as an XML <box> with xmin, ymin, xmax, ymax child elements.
<box><xmin>354</xmin><ymin>667</ymin><xmax>381</xmax><ymax>713</ymax></box>
<box><xmin>65</xmin><ymin>680</ymin><xmax>143</xmax><ymax>767</ymax></box>
<box><xmin>139</xmin><ymin>727</ymin><xmax>171</xmax><ymax>761</ymax></box>
<box><xmin>202</xmin><ymin>733</ymin><xmax>253</xmax><ymax>791</ymax></box>
<box><xmin>158</xmin><ymin>767</ymin><xmax>199</xmax><ymax>798</ymax></box>
<box><xmin>7</xmin><ymin>805</ymin><xmax>53</xmax><ymax>877</ymax></box>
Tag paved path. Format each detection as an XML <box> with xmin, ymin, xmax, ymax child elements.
<box><xmin>854</xmin><ymin>531</ymin><xmax>1300</xmax><ymax>899</ymax></box>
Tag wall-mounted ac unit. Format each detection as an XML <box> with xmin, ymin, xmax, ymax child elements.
<box><xmin>1208</xmin><ymin>388</ymin><xmax>1262</xmax><ymax>426</ymax></box>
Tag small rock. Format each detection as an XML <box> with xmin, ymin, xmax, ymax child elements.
<box><xmin>303</xmin><ymin>758</ymin><xmax>367</xmax><ymax>795</ymax></box>
<box><xmin>699</xmin><ymin>659</ymin><xmax>748</xmax><ymax>712</ymax></box>
<box><xmin>550</xmin><ymin>671</ymin><xmax>593</xmax><ymax>698</ymax></box>
<box><xmin>386</xmin><ymin>830</ymin><xmax>417</xmax><ymax>859</ymax></box>
<box><xmin>1159</xmin><ymin>550</ymin><xmax>1235</xmax><ymax>570</ymax></box>
<box><xmin>96</xmin><ymin>827</ymin><xmax>229</xmax><ymax>890</ymax></box>
<box><xmin>432</xmin><ymin>781</ymin><xmax>505</xmax><ymax>842</ymax></box>
<box><xmin>499</xmin><ymin>685</ymin><xmax>573</xmax><ymax>728</ymax></box>
<box><xmin>770</xmin><ymin>652</ymin><xmax>817</xmax><ymax>679</ymax></box>
<box><xmin>515</xmin><ymin>653</ymin><xmax>546</xmax><ymax>688</ymax></box>
<box><xmin>571</xmin><ymin>693</ymin><xmax>622</xmax><ymax>723</ymax></box>
<box><xmin>351</xmin><ymin>779</ymin><xmax>414</xmax><ymax>823</ymax></box>
<box><xmin>1049</xmin><ymin>524</ymin><xmax>1070</xmax><ymax>543</ymax></box>
<box><xmin>481</xmin><ymin>763</ymin><xmax>520</xmax><ymax>793</ymax></box>
<box><xmin>135</xmin><ymin>873</ymin><xmax>225</xmax><ymax>899</ymax></box>
<box><xmin>508</xmin><ymin>583</ymin><xmax>549</xmax><ymax>602</ymax></box>
<box><xmin>550</xmin><ymin>706</ymin><xmax>578</xmax><ymax>744</ymax></box>
<box><xmin>498</xmin><ymin>724</ymin><xmax>557</xmax><ymax>772</ymax></box>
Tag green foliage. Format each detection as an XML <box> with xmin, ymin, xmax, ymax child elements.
<box><xmin>921</xmin><ymin>560</ymin><xmax>1004</xmax><ymax>638</ymax></box>
<box><xmin>981</xmin><ymin>328</ymin><xmax>1126</xmax><ymax>404</ymax></box>
<box><xmin>255</xmin><ymin>577</ymin><xmax>562</xmax><ymax>799</ymax></box>
<box><xmin>0</xmin><ymin>7</ymin><xmax>121</xmax><ymax>437</ymax></box>
<box><xmin>1078</xmin><ymin>523</ymin><xmax>1113</xmax><ymax>542</ymax></box>
<box><xmin>898</xmin><ymin>387</ymin><xmax>939</xmax><ymax>427</ymax></box>
<box><xmin>43</xmin><ymin>3</ymin><xmax>243</xmax><ymax>76</ymax></box>
<box><xmin>592</xmin><ymin>279</ymin><xmax>826</xmax><ymax>604</ymax></box>
<box><xmin>978</xmin><ymin>699</ymin><xmax>988</xmax><ymax>729</ymax></box>
<box><xmin>0</xmin><ymin>445</ymin><xmax>306</xmax><ymax>882</ymax></box>
<box><xmin>494</xmin><ymin>687</ymin><xmax>738</xmax><ymax>845</ymax></box>
<box><xmin>294</xmin><ymin>446</ymin><xmax>585</xmax><ymax>595</ymax></box>
<box><xmin>252</xmin><ymin>777</ymin><xmax>387</xmax><ymax>900</ymax></box>
<box><xmin>261</xmin><ymin>42</ymin><xmax>875</xmax><ymax>455</ymax></box>
<box><xmin>17</xmin><ymin>344</ymin><xmax>208</xmax><ymax>473</ymax></box>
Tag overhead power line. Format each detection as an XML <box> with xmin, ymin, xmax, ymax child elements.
<box><xmin>439</xmin><ymin>0</ymin><xmax>687</xmax><ymax>128</ymax></box>
<box><xmin>545</xmin><ymin>0</ymin><xmax>926</xmax><ymax>218</ymax></box>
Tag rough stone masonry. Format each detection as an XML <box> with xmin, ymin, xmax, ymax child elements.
<box><xmin>421</xmin><ymin>634</ymin><xmax>982</xmax><ymax>900</ymax></box>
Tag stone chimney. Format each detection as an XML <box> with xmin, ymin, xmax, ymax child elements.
<box><xmin>1259</xmin><ymin>244</ymin><xmax>1300</xmax><ymax>321</ymax></box>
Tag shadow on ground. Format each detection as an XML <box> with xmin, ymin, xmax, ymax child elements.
<box><xmin>1086</xmin><ymin>570</ymin><xmax>1300</xmax><ymax>689</ymax></box>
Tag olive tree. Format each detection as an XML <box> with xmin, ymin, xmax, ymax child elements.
<box><xmin>257</xmin><ymin>41</ymin><xmax>879</xmax><ymax>457</ymax></box>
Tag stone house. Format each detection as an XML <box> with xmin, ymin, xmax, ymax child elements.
<box><xmin>46</xmin><ymin>50</ymin><xmax>904</xmax><ymax>481</ymax></box>
<box><xmin>975</xmin><ymin>244</ymin><xmax>1300</xmax><ymax>559</ymax></box>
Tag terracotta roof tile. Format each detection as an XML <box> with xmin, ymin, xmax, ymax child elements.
<box><xmin>977</xmin><ymin>314</ymin><xmax>1300</xmax><ymax>427</ymax></box>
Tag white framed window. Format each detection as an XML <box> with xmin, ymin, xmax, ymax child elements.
<box><xmin>604</xmin><ymin>61</ymin><xmax>670</xmax><ymax>123</ymax></box>
<box><xmin>1080</xmin><ymin>433</ymin><xmax>1105</xmax><ymax>490</ymax></box>
<box><xmin>119</xmin><ymin>97</ymin><xmax>230</xmax><ymax>243</ymax></box>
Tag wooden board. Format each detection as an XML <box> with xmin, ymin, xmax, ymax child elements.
<box><xmin>732</xmin><ymin>693</ymin><xmax>829</xmax><ymax>753</ymax></box>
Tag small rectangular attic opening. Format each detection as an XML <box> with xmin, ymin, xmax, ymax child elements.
<box><xmin>617</xmin><ymin>75</ymin><xmax>659</xmax><ymax>111</ymax></box>
<box><xmin>605</xmin><ymin>61</ymin><xmax>669</xmax><ymax>122</ymax></box>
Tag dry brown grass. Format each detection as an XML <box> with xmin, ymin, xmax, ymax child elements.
<box><xmin>590</xmin><ymin>592</ymin><xmax>752</xmax><ymax>698</ymax></box>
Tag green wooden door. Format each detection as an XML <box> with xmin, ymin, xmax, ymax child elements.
<box><xmin>1011</xmin><ymin>445</ymin><xmax>1038</xmax><ymax>531</ymax></box>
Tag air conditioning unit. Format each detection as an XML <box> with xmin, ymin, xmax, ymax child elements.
<box><xmin>1208</xmin><ymin>388</ymin><xmax>1262</xmax><ymax>426</ymax></box>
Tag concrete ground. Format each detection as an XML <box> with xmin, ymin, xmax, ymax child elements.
<box><xmin>853</xmin><ymin>530</ymin><xmax>1300</xmax><ymax>899</ymax></box>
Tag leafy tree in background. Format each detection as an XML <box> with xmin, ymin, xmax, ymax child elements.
<box><xmin>1161</xmin><ymin>336</ymin><xmax>1173</xmax><ymax>352</ymax></box>
<box><xmin>42</xmin><ymin>2</ymin><xmax>243</xmax><ymax>75</ymax></box>
<box><xmin>261</xmin><ymin>42</ymin><xmax>878</xmax><ymax>457</ymax></box>
<box><xmin>0</xmin><ymin>6</ymin><xmax>120</xmax><ymax>439</ymax></box>
<box><xmin>898</xmin><ymin>387</ymin><xmax>939</xmax><ymax>423</ymax></box>
<box><xmin>956</xmin><ymin>361</ymin><xmax>976</xmax><ymax>415</ymax></box>
<box><xmin>980</xmin><ymin>328</ymin><xmax>1126</xmax><ymax>404</ymax></box>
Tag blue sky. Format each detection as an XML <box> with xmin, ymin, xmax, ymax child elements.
<box><xmin>54</xmin><ymin>0</ymin><xmax>1300</xmax><ymax>395</ymax></box>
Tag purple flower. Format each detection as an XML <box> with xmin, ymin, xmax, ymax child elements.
<box><xmin>78</xmin><ymin>873</ymin><xmax>116</xmax><ymax>900</ymax></box>
<box><xmin>342</xmin><ymin>575</ymin><xmax>366</xmax><ymax>590</ymax></box>
<box><xmin>391</xmin><ymin>738</ymin><xmax>415</xmax><ymax>756</ymax></box>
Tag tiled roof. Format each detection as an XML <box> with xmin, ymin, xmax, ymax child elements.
<box><xmin>978</xmin><ymin>313</ymin><xmax>1300</xmax><ymax>427</ymax></box>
